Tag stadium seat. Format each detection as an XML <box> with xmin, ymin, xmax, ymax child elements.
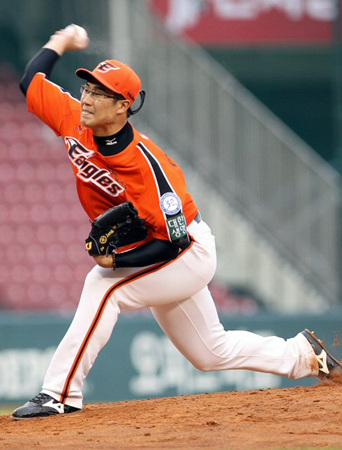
<box><xmin>0</xmin><ymin>68</ymin><xmax>89</xmax><ymax>311</ymax></box>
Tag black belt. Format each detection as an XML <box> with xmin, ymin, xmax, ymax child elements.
<box><xmin>194</xmin><ymin>211</ymin><xmax>202</xmax><ymax>223</ymax></box>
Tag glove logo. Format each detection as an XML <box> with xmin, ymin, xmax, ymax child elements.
<box><xmin>85</xmin><ymin>202</ymin><xmax>148</xmax><ymax>257</ymax></box>
<box><xmin>160</xmin><ymin>193</ymin><xmax>181</xmax><ymax>215</ymax></box>
<box><xmin>99</xmin><ymin>236</ymin><xmax>108</xmax><ymax>244</ymax></box>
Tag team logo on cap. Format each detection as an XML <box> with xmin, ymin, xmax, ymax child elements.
<box><xmin>160</xmin><ymin>193</ymin><xmax>182</xmax><ymax>215</ymax></box>
<box><xmin>97</xmin><ymin>62</ymin><xmax>120</xmax><ymax>73</ymax></box>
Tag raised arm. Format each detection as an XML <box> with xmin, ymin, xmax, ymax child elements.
<box><xmin>20</xmin><ymin>24</ymin><xmax>89</xmax><ymax>95</ymax></box>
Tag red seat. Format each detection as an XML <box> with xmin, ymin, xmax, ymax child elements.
<box><xmin>0</xmin><ymin>68</ymin><xmax>88</xmax><ymax>311</ymax></box>
<box><xmin>24</xmin><ymin>182</ymin><xmax>45</xmax><ymax>203</ymax></box>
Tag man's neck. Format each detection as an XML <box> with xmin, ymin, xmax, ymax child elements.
<box><xmin>92</xmin><ymin>119</ymin><xmax>128</xmax><ymax>137</ymax></box>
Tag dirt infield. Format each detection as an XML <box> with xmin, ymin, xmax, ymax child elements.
<box><xmin>1</xmin><ymin>382</ymin><xmax>342</xmax><ymax>449</ymax></box>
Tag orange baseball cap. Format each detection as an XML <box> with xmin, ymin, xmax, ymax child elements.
<box><xmin>76</xmin><ymin>60</ymin><xmax>141</xmax><ymax>104</ymax></box>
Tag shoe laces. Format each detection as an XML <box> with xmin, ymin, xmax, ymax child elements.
<box><xmin>30</xmin><ymin>393</ymin><xmax>52</xmax><ymax>405</ymax></box>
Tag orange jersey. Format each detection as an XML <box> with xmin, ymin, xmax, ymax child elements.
<box><xmin>26</xmin><ymin>73</ymin><xmax>198</xmax><ymax>243</ymax></box>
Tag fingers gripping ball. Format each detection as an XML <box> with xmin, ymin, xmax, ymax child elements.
<box><xmin>85</xmin><ymin>202</ymin><xmax>148</xmax><ymax>256</ymax></box>
<box><xmin>64</xmin><ymin>24</ymin><xmax>89</xmax><ymax>50</ymax></box>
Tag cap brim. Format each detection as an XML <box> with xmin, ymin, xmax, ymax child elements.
<box><xmin>75</xmin><ymin>68</ymin><xmax>122</xmax><ymax>97</ymax></box>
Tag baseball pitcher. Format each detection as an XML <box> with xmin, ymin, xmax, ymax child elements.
<box><xmin>13</xmin><ymin>24</ymin><xmax>342</xmax><ymax>419</ymax></box>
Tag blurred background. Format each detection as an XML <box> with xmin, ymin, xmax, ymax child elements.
<box><xmin>0</xmin><ymin>0</ymin><xmax>342</xmax><ymax>407</ymax></box>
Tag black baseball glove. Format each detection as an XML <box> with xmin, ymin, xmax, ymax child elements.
<box><xmin>85</xmin><ymin>201</ymin><xmax>148</xmax><ymax>256</ymax></box>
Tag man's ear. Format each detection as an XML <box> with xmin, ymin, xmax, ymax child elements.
<box><xmin>117</xmin><ymin>99</ymin><xmax>131</xmax><ymax>115</ymax></box>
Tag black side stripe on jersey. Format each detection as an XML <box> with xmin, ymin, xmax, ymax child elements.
<box><xmin>137</xmin><ymin>141</ymin><xmax>189</xmax><ymax>245</ymax></box>
<box><xmin>137</xmin><ymin>142</ymin><xmax>175</xmax><ymax>197</ymax></box>
<box><xmin>59</xmin><ymin>240</ymin><xmax>195</xmax><ymax>404</ymax></box>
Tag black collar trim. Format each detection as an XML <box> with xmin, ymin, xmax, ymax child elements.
<box><xmin>94</xmin><ymin>122</ymin><xmax>133</xmax><ymax>156</ymax></box>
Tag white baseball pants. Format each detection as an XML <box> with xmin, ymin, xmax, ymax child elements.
<box><xmin>42</xmin><ymin>219</ymin><xmax>317</xmax><ymax>408</ymax></box>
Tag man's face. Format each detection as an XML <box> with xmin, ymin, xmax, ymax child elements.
<box><xmin>80</xmin><ymin>82</ymin><xmax>129</xmax><ymax>135</ymax></box>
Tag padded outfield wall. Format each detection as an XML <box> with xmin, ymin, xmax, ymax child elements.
<box><xmin>1</xmin><ymin>311</ymin><xmax>342</xmax><ymax>407</ymax></box>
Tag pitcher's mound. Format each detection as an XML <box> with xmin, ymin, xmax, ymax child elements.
<box><xmin>1</xmin><ymin>383</ymin><xmax>342</xmax><ymax>448</ymax></box>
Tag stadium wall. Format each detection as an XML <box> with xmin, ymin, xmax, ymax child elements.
<box><xmin>1</xmin><ymin>311</ymin><xmax>342</xmax><ymax>407</ymax></box>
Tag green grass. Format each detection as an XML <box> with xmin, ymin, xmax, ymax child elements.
<box><xmin>0</xmin><ymin>406</ymin><xmax>15</xmax><ymax>415</ymax></box>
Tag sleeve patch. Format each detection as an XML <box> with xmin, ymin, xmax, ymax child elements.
<box><xmin>160</xmin><ymin>193</ymin><xmax>182</xmax><ymax>215</ymax></box>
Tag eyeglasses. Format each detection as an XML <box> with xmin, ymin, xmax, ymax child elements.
<box><xmin>80</xmin><ymin>84</ymin><xmax>124</xmax><ymax>101</ymax></box>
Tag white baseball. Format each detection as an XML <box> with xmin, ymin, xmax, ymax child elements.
<box><xmin>65</xmin><ymin>24</ymin><xmax>89</xmax><ymax>48</ymax></box>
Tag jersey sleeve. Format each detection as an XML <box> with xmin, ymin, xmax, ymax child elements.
<box><xmin>26</xmin><ymin>72</ymin><xmax>81</xmax><ymax>136</ymax></box>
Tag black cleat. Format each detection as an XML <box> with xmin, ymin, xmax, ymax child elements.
<box><xmin>12</xmin><ymin>392</ymin><xmax>80</xmax><ymax>419</ymax></box>
<box><xmin>302</xmin><ymin>329</ymin><xmax>342</xmax><ymax>379</ymax></box>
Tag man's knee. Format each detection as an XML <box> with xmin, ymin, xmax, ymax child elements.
<box><xmin>190</xmin><ymin>355</ymin><xmax>222</xmax><ymax>372</ymax></box>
